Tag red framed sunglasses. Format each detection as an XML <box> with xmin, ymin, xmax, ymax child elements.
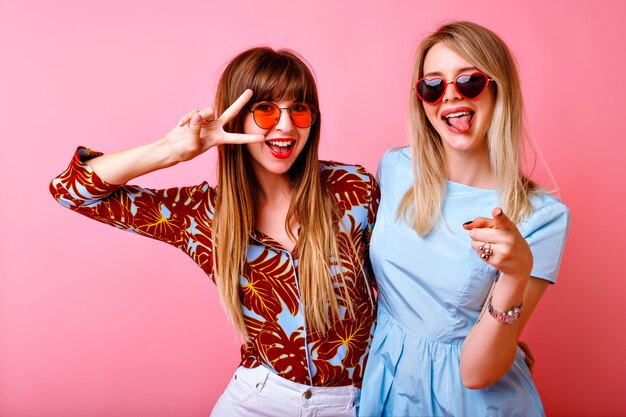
<box><xmin>416</xmin><ymin>71</ymin><xmax>493</xmax><ymax>104</ymax></box>
<box><xmin>247</xmin><ymin>102</ymin><xmax>318</xmax><ymax>129</ymax></box>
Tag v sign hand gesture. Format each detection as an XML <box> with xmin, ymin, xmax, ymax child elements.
<box><xmin>166</xmin><ymin>89</ymin><xmax>266</xmax><ymax>163</ymax></box>
<box><xmin>463</xmin><ymin>208</ymin><xmax>533</xmax><ymax>281</ymax></box>
<box><xmin>85</xmin><ymin>90</ymin><xmax>266</xmax><ymax>186</ymax></box>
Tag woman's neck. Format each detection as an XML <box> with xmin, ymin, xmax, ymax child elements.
<box><xmin>253</xmin><ymin>172</ymin><xmax>298</xmax><ymax>251</ymax></box>
<box><xmin>254</xmin><ymin>171</ymin><xmax>293</xmax><ymax>203</ymax></box>
<box><xmin>445</xmin><ymin>146</ymin><xmax>494</xmax><ymax>189</ymax></box>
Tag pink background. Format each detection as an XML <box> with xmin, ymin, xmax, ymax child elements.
<box><xmin>1</xmin><ymin>0</ymin><xmax>624</xmax><ymax>416</ymax></box>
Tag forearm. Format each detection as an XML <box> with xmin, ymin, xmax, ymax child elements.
<box><xmin>87</xmin><ymin>138</ymin><xmax>177</xmax><ymax>185</ymax></box>
<box><xmin>460</xmin><ymin>276</ymin><xmax>546</xmax><ymax>389</ymax></box>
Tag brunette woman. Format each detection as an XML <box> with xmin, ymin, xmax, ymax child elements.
<box><xmin>51</xmin><ymin>47</ymin><xmax>378</xmax><ymax>417</ymax></box>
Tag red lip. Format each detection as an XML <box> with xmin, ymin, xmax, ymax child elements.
<box><xmin>440</xmin><ymin>106</ymin><xmax>474</xmax><ymax>119</ymax></box>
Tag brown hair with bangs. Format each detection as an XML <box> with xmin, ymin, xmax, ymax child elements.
<box><xmin>212</xmin><ymin>47</ymin><xmax>354</xmax><ymax>337</ymax></box>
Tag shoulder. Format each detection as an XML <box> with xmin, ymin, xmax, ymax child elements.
<box><xmin>520</xmin><ymin>190</ymin><xmax>571</xmax><ymax>237</ymax></box>
<box><xmin>372</xmin><ymin>147</ymin><xmax>414</xmax><ymax>194</ymax></box>
<box><xmin>522</xmin><ymin>190</ymin><xmax>571</xmax><ymax>282</ymax></box>
<box><xmin>319</xmin><ymin>161</ymin><xmax>379</xmax><ymax>196</ymax></box>
<box><xmin>320</xmin><ymin>161</ymin><xmax>376</xmax><ymax>185</ymax></box>
<box><xmin>187</xmin><ymin>182</ymin><xmax>217</xmax><ymax>207</ymax></box>
<box><xmin>530</xmin><ymin>191</ymin><xmax>570</xmax><ymax>220</ymax></box>
<box><xmin>377</xmin><ymin>146</ymin><xmax>411</xmax><ymax>179</ymax></box>
<box><xmin>379</xmin><ymin>146</ymin><xmax>410</xmax><ymax>167</ymax></box>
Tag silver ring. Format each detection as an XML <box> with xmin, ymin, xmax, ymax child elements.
<box><xmin>479</xmin><ymin>242</ymin><xmax>492</xmax><ymax>260</ymax></box>
<box><xmin>482</xmin><ymin>242</ymin><xmax>492</xmax><ymax>255</ymax></box>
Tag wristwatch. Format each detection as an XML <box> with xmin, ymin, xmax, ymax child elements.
<box><xmin>487</xmin><ymin>296</ymin><xmax>523</xmax><ymax>325</ymax></box>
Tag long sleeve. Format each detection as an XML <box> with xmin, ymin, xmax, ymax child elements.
<box><xmin>50</xmin><ymin>146</ymin><xmax>217</xmax><ymax>277</ymax></box>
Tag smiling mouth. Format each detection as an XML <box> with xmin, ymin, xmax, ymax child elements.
<box><xmin>266</xmin><ymin>140</ymin><xmax>295</xmax><ymax>150</ymax></box>
<box><xmin>443</xmin><ymin>111</ymin><xmax>474</xmax><ymax>132</ymax></box>
<box><xmin>266</xmin><ymin>139</ymin><xmax>296</xmax><ymax>159</ymax></box>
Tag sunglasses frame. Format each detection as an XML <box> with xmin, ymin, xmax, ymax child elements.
<box><xmin>247</xmin><ymin>101</ymin><xmax>318</xmax><ymax>129</ymax></box>
<box><xmin>415</xmin><ymin>71</ymin><xmax>493</xmax><ymax>104</ymax></box>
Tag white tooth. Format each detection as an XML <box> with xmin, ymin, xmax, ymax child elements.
<box><xmin>268</xmin><ymin>141</ymin><xmax>292</xmax><ymax>147</ymax></box>
<box><xmin>445</xmin><ymin>111</ymin><xmax>471</xmax><ymax>119</ymax></box>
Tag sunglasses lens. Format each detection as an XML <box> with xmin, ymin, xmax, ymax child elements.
<box><xmin>290</xmin><ymin>103</ymin><xmax>316</xmax><ymax>128</ymax></box>
<box><xmin>252</xmin><ymin>103</ymin><xmax>280</xmax><ymax>129</ymax></box>
<box><xmin>417</xmin><ymin>78</ymin><xmax>446</xmax><ymax>104</ymax></box>
<box><xmin>456</xmin><ymin>73</ymin><xmax>488</xmax><ymax>99</ymax></box>
<box><xmin>252</xmin><ymin>102</ymin><xmax>316</xmax><ymax>129</ymax></box>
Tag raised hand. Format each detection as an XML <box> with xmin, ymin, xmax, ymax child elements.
<box><xmin>463</xmin><ymin>208</ymin><xmax>533</xmax><ymax>279</ymax></box>
<box><xmin>165</xmin><ymin>89</ymin><xmax>265</xmax><ymax>163</ymax></box>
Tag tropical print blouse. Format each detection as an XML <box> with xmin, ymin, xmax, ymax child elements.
<box><xmin>50</xmin><ymin>147</ymin><xmax>380</xmax><ymax>387</ymax></box>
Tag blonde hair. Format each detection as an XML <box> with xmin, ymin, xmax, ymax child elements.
<box><xmin>399</xmin><ymin>21</ymin><xmax>538</xmax><ymax>235</ymax></box>
<box><xmin>212</xmin><ymin>47</ymin><xmax>354</xmax><ymax>337</ymax></box>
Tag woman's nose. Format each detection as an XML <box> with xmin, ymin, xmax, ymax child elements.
<box><xmin>442</xmin><ymin>80</ymin><xmax>462</xmax><ymax>102</ymax></box>
<box><xmin>274</xmin><ymin>108</ymin><xmax>295</xmax><ymax>131</ymax></box>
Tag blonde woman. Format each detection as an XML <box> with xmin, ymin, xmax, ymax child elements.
<box><xmin>50</xmin><ymin>47</ymin><xmax>379</xmax><ymax>417</ymax></box>
<box><xmin>359</xmin><ymin>22</ymin><xmax>570</xmax><ymax>416</ymax></box>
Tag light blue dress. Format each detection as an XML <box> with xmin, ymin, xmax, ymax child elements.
<box><xmin>359</xmin><ymin>147</ymin><xmax>570</xmax><ymax>417</ymax></box>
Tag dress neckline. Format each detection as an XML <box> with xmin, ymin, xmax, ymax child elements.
<box><xmin>446</xmin><ymin>180</ymin><xmax>496</xmax><ymax>197</ymax></box>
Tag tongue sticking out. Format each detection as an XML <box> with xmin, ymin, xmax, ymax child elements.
<box><xmin>268</xmin><ymin>143</ymin><xmax>291</xmax><ymax>154</ymax></box>
<box><xmin>447</xmin><ymin>114</ymin><xmax>472</xmax><ymax>133</ymax></box>
<box><xmin>266</xmin><ymin>141</ymin><xmax>295</xmax><ymax>159</ymax></box>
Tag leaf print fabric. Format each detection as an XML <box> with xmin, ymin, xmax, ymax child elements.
<box><xmin>50</xmin><ymin>146</ymin><xmax>380</xmax><ymax>387</ymax></box>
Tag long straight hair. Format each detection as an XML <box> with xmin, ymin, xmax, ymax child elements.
<box><xmin>399</xmin><ymin>21</ymin><xmax>538</xmax><ymax>235</ymax></box>
<box><xmin>212</xmin><ymin>47</ymin><xmax>353</xmax><ymax>337</ymax></box>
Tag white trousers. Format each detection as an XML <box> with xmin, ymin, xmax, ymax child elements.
<box><xmin>210</xmin><ymin>365</ymin><xmax>359</xmax><ymax>417</ymax></box>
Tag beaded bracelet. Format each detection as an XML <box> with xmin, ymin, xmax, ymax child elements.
<box><xmin>487</xmin><ymin>296</ymin><xmax>522</xmax><ymax>325</ymax></box>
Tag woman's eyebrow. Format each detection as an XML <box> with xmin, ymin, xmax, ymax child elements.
<box><xmin>423</xmin><ymin>66</ymin><xmax>479</xmax><ymax>78</ymax></box>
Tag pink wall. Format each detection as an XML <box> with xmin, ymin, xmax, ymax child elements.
<box><xmin>1</xmin><ymin>0</ymin><xmax>624</xmax><ymax>416</ymax></box>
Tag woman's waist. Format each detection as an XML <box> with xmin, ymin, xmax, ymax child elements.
<box><xmin>373</xmin><ymin>305</ymin><xmax>532</xmax><ymax>369</ymax></box>
<box><xmin>375</xmin><ymin>302</ymin><xmax>468</xmax><ymax>346</ymax></box>
<box><xmin>233</xmin><ymin>364</ymin><xmax>360</xmax><ymax>402</ymax></box>
<box><xmin>240</xmin><ymin>316</ymin><xmax>375</xmax><ymax>387</ymax></box>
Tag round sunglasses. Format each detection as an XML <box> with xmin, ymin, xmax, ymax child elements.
<box><xmin>416</xmin><ymin>71</ymin><xmax>493</xmax><ymax>104</ymax></box>
<box><xmin>247</xmin><ymin>102</ymin><xmax>318</xmax><ymax>129</ymax></box>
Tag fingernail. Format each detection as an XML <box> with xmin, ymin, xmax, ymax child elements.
<box><xmin>463</xmin><ymin>221</ymin><xmax>473</xmax><ymax>226</ymax></box>
<box><xmin>192</xmin><ymin>114</ymin><xmax>201</xmax><ymax>123</ymax></box>
<box><xmin>496</xmin><ymin>209</ymin><xmax>503</xmax><ymax>216</ymax></box>
<box><xmin>177</xmin><ymin>118</ymin><xmax>185</xmax><ymax>126</ymax></box>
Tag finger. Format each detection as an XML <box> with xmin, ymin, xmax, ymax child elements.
<box><xmin>470</xmin><ymin>240</ymin><xmax>494</xmax><ymax>253</ymax></box>
<box><xmin>198</xmin><ymin>107</ymin><xmax>215</xmax><ymax>121</ymax></box>
<box><xmin>222</xmin><ymin>132</ymin><xmax>266</xmax><ymax>144</ymax></box>
<box><xmin>493</xmin><ymin>207</ymin><xmax>515</xmax><ymax>230</ymax></box>
<box><xmin>469</xmin><ymin>228</ymin><xmax>503</xmax><ymax>243</ymax></box>
<box><xmin>472</xmin><ymin>242</ymin><xmax>493</xmax><ymax>261</ymax></box>
<box><xmin>470</xmin><ymin>241</ymin><xmax>495</xmax><ymax>260</ymax></box>
<box><xmin>218</xmin><ymin>89</ymin><xmax>254</xmax><ymax>124</ymax></box>
<box><xmin>463</xmin><ymin>217</ymin><xmax>495</xmax><ymax>230</ymax></box>
<box><xmin>190</xmin><ymin>113</ymin><xmax>203</xmax><ymax>136</ymax></box>
<box><xmin>178</xmin><ymin>109</ymin><xmax>200</xmax><ymax>127</ymax></box>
